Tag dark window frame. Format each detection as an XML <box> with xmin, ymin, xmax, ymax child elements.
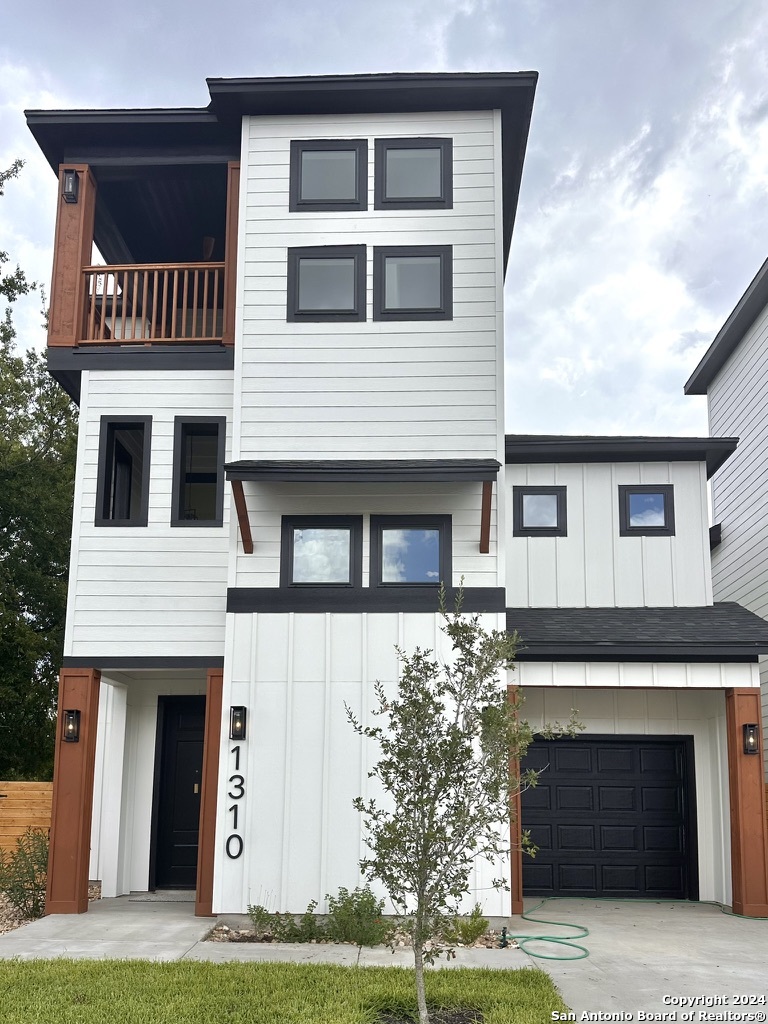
<box><xmin>372</xmin><ymin>245</ymin><xmax>453</xmax><ymax>322</ymax></box>
<box><xmin>171</xmin><ymin>416</ymin><xmax>226</xmax><ymax>528</ymax></box>
<box><xmin>374</xmin><ymin>137</ymin><xmax>453</xmax><ymax>210</ymax></box>
<box><xmin>94</xmin><ymin>415</ymin><xmax>152</xmax><ymax>527</ymax></box>
<box><xmin>512</xmin><ymin>486</ymin><xmax>567</xmax><ymax>538</ymax></box>
<box><xmin>370</xmin><ymin>514</ymin><xmax>452</xmax><ymax>588</ymax></box>
<box><xmin>287</xmin><ymin>244</ymin><xmax>367</xmax><ymax>323</ymax></box>
<box><xmin>280</xmin><ymin>515</ymin><xmax>363</xmax><ymax>588</ymax></box>
<box><xmin>289</xmin><ymin>139</ymin><xmax>368</xmax><ymax>212</ymax></box>
<box><xmin>618</xmin><ymin>484</ymin><xmax>676</xmax><ymax>537</ymax></box>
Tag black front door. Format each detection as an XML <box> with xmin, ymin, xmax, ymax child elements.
<box><xmin>154</xmin><ymin>696</ymin><xmax>206</xmax><ymax>889</ymax></box>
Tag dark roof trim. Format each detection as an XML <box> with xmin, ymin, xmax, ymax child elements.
<box><xmin>61</xmin><ymin>656</ymin><xmax>224</xmax><ymax>669</ymax></box>
<box><xmin>684</xmin><ymin>256</ymin><xmax>768</xmax><ymax>395</ymax></box>
<box><xmin>504</xmin><ymin>434</ymin><xmax>738</xmax><ymax>479</ymax></box>
<box><xmin>228</xmin><ymin>586</ymin><xmax>505</xmax><ymax>614</ymax></box>
<box><xmin>225</xmin><ymin>459</ymin><xmax>501</xmax><ymax>483</ymax></box>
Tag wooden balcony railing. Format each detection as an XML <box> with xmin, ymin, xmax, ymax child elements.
<box><xmin>81</xmin><ymin>262</ymin><xmax>226</xmax><ymax>344</ymax></box>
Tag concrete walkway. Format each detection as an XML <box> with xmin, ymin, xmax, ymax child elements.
<box><xmin>0</xmin><ymin>895</ymin><xmax>766</xmax><ymax>1016</ymax></box>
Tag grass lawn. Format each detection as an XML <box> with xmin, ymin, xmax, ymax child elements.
<box><xmin>0</xmin><ymin>960</ymin><xmax>568</xmax><ymax>1023</ymax></box>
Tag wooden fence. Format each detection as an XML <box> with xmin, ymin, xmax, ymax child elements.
<box><xmin>0</xmin><ymin>782</ymin><xmax>53</xmax><ymax>852</ymax></box>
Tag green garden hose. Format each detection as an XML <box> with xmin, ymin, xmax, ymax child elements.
<box><xmin>508</xmin><ymin>898</ymin><xmax>590</xmax><ymax>960</ymax></box>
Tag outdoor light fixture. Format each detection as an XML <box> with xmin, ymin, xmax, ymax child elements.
<box><xmin>743</xmin><ymin>723</ymin><xmax>760</xmax><ymax>755</ymax></box>
<box><xmin>229</xmin><ymin>706</ymin><xmax>247</xmax><ymax>741</ymax></box>
<box><xmin>62</xmin><ymin>709</ymin><xmax>81</xmax><ymax>743</ymax></box>
<box><xmin>62</xmin><ymin>169</ymin><xmax>79</xmax><ymax>204</ymax></box>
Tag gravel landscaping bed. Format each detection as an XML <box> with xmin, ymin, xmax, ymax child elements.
<box><xmin>0</xmin><ymin>883</ymin><xmax>101</xmax><ymax>935</ymax></box>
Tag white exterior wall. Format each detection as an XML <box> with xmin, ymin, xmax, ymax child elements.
<box><xmin>65</xmin><ymin>369</ymin><xmax>233</xmax><ymax>660</ymax></box>
<box><xmin>707</xmin><ymin>302</ymin><xmax>768</xmax><ymax>777</ymax></box>
<box><xmin>236</xmin><ymin>110</ymin><xmax>502</xmax><ymax>461</ymax></box>
<box><xmin>521</xmin><ymin>684</ymin><xmax>733</xmax><ymax>906</ymax></box>
<box><xmin>213</xmin><ymin>611</ymin><xmax>509</xmax><ymax>916</ymax></box>
<box><xmin>506</xmin><ymin>461</ymin><xmax>713</xmax><ymax>608</ymax></box>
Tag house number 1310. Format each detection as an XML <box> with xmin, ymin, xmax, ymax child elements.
<box><xmin>226</xmin><ymin>745</ymin><xmax>244</xmax><ymax>859</ymax></box>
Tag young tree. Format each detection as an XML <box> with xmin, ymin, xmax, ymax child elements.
<box><xmin>0</xmin><ymin>160</ymin><xmax>78</xmax><ymax>779</ymax></box>
<box><xmin>348</xmin><ymin>592</ymin><xmax>578</xmax><ymax>1024</ymax></box>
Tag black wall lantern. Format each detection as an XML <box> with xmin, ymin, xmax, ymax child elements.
<box><xmin>743</xmin><ymin>723</ymin><xmax>759</xmax><ymax>755</ymax></box>
<box><xmin>229</xmin><ymin>706</ymin><xmax>247</xmax><ymax>741</ymax></box>
<box><xmin>62</xmin><ymin>169</ymin><xmax>79</xmax><ymax>204</ymax></box>
<box><xmin>62</xmin><ymin>709</ymin><xmax>81</xmax><ymax>743</ymax></box>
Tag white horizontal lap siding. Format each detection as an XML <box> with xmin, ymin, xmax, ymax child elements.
<box><xmin>233</xmin><ymin>481</ymin><xmax>497</xmax><ymax>588</ymax></box>
<box><xmin>66</xmin><ymin>370</ymin><xmax>233</xmax><ymax>659</ymax></box>
<box><xmin>214</xmin><ymin>610</ymin><xmax>508</xmax><ymax>915</ymax></box>
<box><xmin>707</xmin><ymin>301</ymin><xmax>768</xmax><ymax>776</ymax></box>
<box><xmin>505</xmin><ymin>461</ymin><xmax>711</xmax><ymax>608</ymax></box>
<box><xmin>238</xmin><ymin>111</ymin><xmax>500</xmax><ymax>460</ymax></box>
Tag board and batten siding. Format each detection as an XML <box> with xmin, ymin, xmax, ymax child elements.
<box><xmin>213</xmin><ymin>610</ymin><xmax>509</xmax><ymax>915</ymax></box>
<box><xmin>707</xmin><ymin>299</ymin><xmax>768</xmax><ymax>776</ymax></box>
<box><xmin>505</xmin><ymin>462</ymin><xmax>713</xmax><ymax>608</ymax></box>
<box><xmin>65</xmin><ymin>370</ymin><xmax>233</xmax><ymax>660</ymax></box>
<box><xmin>235</xmin><ymin>110</ymin><xmax>504</xmax><ymax>461</ymax></box>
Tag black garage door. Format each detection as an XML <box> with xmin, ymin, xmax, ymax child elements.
<box><xmin>521</xmin><ymin>736</ymin><xmax>697</xmax><ymax>899</ymax></box>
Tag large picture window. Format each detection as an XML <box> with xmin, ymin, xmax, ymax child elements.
<box><xmin>370</xmin><ymin>515</ymin><xmax>452</xmax><ymax>586</ymax></box>
<box><xmin>374</xmin><ymin>138</ymin><xmax>452</xmax><ymax>209</ymax></box>
<box><xmin>171</xmin><ymin>417</ymin><xmax>226</xmax><ymax>526</ymax></box>
<box><xmin>95</xmin><ymin>417</ymin><xmax>152</xmax><ymax>527</ymax></box>
<box><xmin>287</xmin><ymin>245</ymin><xmax>366</xmax><ymax>322</ymax></box>
<box><xmin>289</xmin><ymin>139</ymin><xmax>368</xmax><ymax>212</ymax></box>
<box><xmin>280</xmin><ymin>516</ymin><xmax>363</xmax><ymax>586</ymax></box>
<box><xmin>373</xmin><ymin>245</ymin><xmax>452</xmax><ymax>321</ymax></box>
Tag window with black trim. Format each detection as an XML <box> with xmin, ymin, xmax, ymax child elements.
<box><xmin>287</xmin><ymin>245</ymin><xmax>366</xmax><ymax>322</ymax></box>
<box><xmin>374</xmin><ymin>138</ymin><xmax>452</xmax><ymax>209</ymax></box>
<box><xmin>280</xmin><ymin>516</ymin><xmax>363</xmax><ymax>586</ymax></box>
<box><xmin>171</xmin><ymin>417</ymin><xmax>226</xmax><ymax>526</ymax></box>
<box><xmin>370</xmin><ymin>515</ymin><xmax>452</xmax><ymax>586</ymax></box>
<box><xmin>512</xmin><ymin>486</ymin><xmax>567</xmax><ymax>537</ymax></box>
<box><xmin>289</xmin><ymin>139</ymin><xmax>368</xmax><ymax>212</ymax></box>
<box><xmin>95</xmin><ymin>417</ymin><xmax>152</xmax><ymax>527</ymax></box>
<box><xmin>373</xmin><ymin>245</ymin><xmax>452</xmax><ymax>321</ymax></box>
<box><xmin>618</xmin><ymin>485</ymin><xmax>675</xmax><ymax>536</ymax></box>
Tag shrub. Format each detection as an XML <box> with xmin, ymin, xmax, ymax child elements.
<box><xmin>247</xmin><ymin>900</ymin><xmax>327</xmax><ymax>942</ymax></box>
<box><xmin>0</xmin><ymin>827</ymin><xmax>49</xmax><ymax>919</ymax></box>
<box><xmin>443</xmin><ymin>903</ymin><xmax>489</xmax><ymax>946</ymax></box>
<box><xmin>326</xmin><ymin>885</ymin><xmax>391</xmax><ymax>946</ymax></box>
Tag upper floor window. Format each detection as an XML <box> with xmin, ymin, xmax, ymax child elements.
<box><xmin>171</xmin><ymin>418</ymin><xmax>226</xmax><ymax>526</ymax></box>
<box><xmin>287</xmin><ymin>245</ymin><xmax>366</xmax><ymax>322</ymax></box>
<box><xmin>373</xmin><ymin>245</ymin><xmax>452</xmax><ymax>321</ymax></box>
<box><xmin>374</xmin><ymin>138</ymin><xmax>453</xmax><ymax>209</ymax></box>
<box><xmin>280</xmin><ymin>516</ymin><xmax>363</xmax><ymax>586</ymax></box>
<box><xmin>370</xmin><ymin>515</ymin><xmax>452</xmax><ymax>586</ymax></box>
<box><xmin>289</xmin><ymin>139</ymin><xmax>368</xmax><ymax>212</ymax></box>
<box><xmin>618</xmin><ymin>485</ymin><xmax>675</xmax><ymax>536</ymax></box>
<box><xmin>95</xmin><ymin>417</ymin><xmax>152</xmax><ymax>527</ymax></box>
<box><xmin>512</xmin><ymin>486</ymin><xmax>567</xmax><ymax>537</ymax></box>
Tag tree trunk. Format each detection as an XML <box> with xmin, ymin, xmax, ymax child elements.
<box><xmin>413</xmin><ymin>939</ymin><xmax>429</xmax><ymax>1024</ymax></box>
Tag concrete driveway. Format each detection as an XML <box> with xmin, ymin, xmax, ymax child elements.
<box><xmin>0</xmin><ymin>895</ymin><xmax>765</xmax><ymax>1016</ymax></box>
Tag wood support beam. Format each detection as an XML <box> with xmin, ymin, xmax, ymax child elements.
<box><xmin>48</xmin><ymin>165</ymin><xmax>97</xmax><ymax>347</ymax></box>
<box><xmin>222</xmin><ymin>161</ymin><xmax>240</xmax><ymax>347</ymax></box>
<box><xmin>230</xmin><ymin>479</ymin><xmax>253</xmax><ymax>553</ymax></box>
<box><xmin>725</xmin><ymin>688</ymin><xmax>768</xmax><ymax>917</ymax></box>
<box><xmin>196</xmin><ymin>668</ymin><xmax>223</xmax><ymax>917</ymax></box>
<box><xmin>46</xmin><ymin>668</ymin><xmax>101</xmax><ymax>914</ymax></box>
<box><xmin>479</xmin><ymin>480</ymin><xmax>493</xmax><ymax>553</ymax></box>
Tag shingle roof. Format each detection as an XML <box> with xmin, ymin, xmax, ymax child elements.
<box><xmin>506</xmin><ymin>603</ymin><xmax>768</xmax><ymax>662</ymax></box>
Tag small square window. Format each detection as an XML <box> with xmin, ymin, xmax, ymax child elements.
<box><xmin>374</xmin><ymin>138</ymin><xmax>452</xmax><ymax>209</ymax></box>
<box><xmin>171</xmin><ymin>418</ymin><xmax>226</xmax><ymax>526</ymax></box>
<box><xmin>289</xmin><ymin>139</ymin><xmax>367</xmax><ymax>212</ymax></box>
<box><xmin>618</xmin><ymin>485</ymin><xmax>675</xmax><ymax>536</ymax></box>
<box><xmin>287</xmin><ymin>245</ymin><xmax>366</xmax><ymax>322</ymax></box>
<box><xmin>512</xmin><ymin>486</ymin><xmax>567</xmax><ymax>537</ymax></box>
<box><xmin>280</xmin><ymin>516</ymin><xmax>363</xmax><ymax>586</ymax></box>
<box><xmin>373</xmin><ymin>246</ymin><xmax>452</xmax><ymax>321</ymax></box>
<box><xmin>370</xmin><ymin>515</ymin><xmax>452</xmax><ymax>586</ymax></box>
<box><xmin>95</xmin><ymin>417</ymin><xmax>152</xmax><ymax>527</ymax></box>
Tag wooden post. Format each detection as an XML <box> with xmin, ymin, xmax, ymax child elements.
<box><xmin>222</xmin><ymin>162</ymin><xmax>240</xmax><ymax>347</ymax></box>
<box><xmin>195</xmin><ymin>668</ymin><xmax>223</xmax><ymax>916</ymax></box>
<box><xmin>725</xmin><ymin>689</ymin><xmax>768</xmax><ymax>917</ymax></box>
<box><xmin>48</xmin><ymin>165</ymin><xmax>97</xmax><ymax>347</ymax></box>
<box><xmin>45</xmin><ymin>668</ymin><xmax>101</xmax><ymax>914</ymax></box>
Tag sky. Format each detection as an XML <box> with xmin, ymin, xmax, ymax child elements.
<box><xmin>2</xmin><ymin>0</ymin><xmax>768</xmax><ymax>437</ymax></box>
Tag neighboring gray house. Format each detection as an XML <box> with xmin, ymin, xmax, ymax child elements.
<box><xmin>685</xmin><ymin>257</ymin><xmax>768</xmax><ymax>781</ymax></box>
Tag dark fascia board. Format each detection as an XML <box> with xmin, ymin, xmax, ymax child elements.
<box><xmin>684</xmin><ymin>256</ymin><xmax>768</xmax><ymax>395</ymax></box>
<box><xmin>207</xmin><ymin>71</ymin><xmax>537</xmax><ymax>271</ymax></box>
<box><xmin>504</xmin><ymin>434</ymin><xmax>738</xmax><ymax>479</ymax></box>
<box><xmin>225</xmin><ymin>458</ymin><xmax>501</xmax><ymax>483</ymax></box>
<box><xmin>61</xmin><ymin>656</ymin><xmax>224</xmax><ymax>669</ymax></box>
<box><xmin>228</xmin><ymin>586</ymin><xmax>505</xmax><ymax>614</ymax></box>
<box><xmin>515</xmin><ymin>644</ymin><xmax>757</xmax><ymax>664</ymax></box>
<box><xmin>47</xmin><ymin>345</ymin><xmax>235</xmax><ymax>406</ymax></box>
